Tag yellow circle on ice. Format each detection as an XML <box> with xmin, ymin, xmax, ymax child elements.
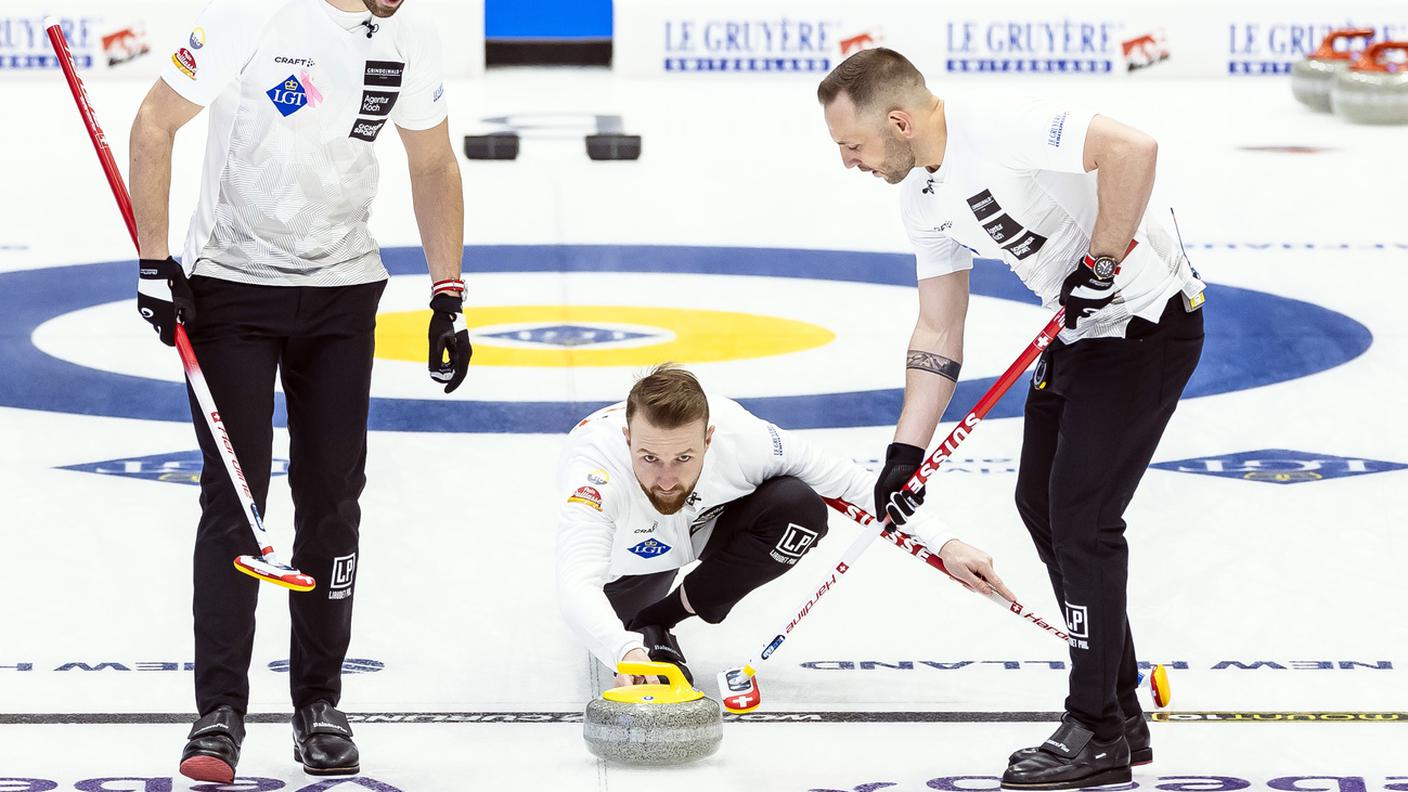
<box><xmin>375</xmin><ymin>305</ymin><xmax>835</xmax><ymax>367</ymax></box>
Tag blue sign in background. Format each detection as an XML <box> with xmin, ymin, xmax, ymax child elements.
<box><xmin>486</xmin><ymin>0</ymin><xmax>612</xmax><ymax>39</ymax></box>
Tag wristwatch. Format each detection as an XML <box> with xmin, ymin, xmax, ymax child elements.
<box><xmin>1082</xmin><ymin>254</ymin><xmax>1120</xmax><ymax>281</ymax></box>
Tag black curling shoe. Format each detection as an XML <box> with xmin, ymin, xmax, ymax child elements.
<box><xmin>1008</xmin><ymin>712</ymin><xmax>1152</xmax><ymax>767</ymax></box>
<box><xmin>179</xmin><ymin>705</ymin><xmax>245</xmax><ymax>783</ymax></box>
<box><xmin>1001</xmin><ymin>715</ymin><xmax>1131</xmax><ymax>790</ymax></box>
<box><xmin>292</xmin><ymin>700</ymin><xmax>360</xmax><ymax>776</ymax></box>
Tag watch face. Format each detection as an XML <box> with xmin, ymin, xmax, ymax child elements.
<box><xmin>1093</xmin><ymin>258</ymin><xmax>1116</xmax><ymax>280</ymax></box>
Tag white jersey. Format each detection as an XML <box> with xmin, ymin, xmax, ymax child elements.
<box><xmin>554</xmin><ymin>395</ymin><xmax>956</xmax><ymax>670</ymax></box>
<box><xmin>901</xmin><ymin>98</ymin><xmax>1204</xmax><ymax>342</ymax></box>
<box><xmin>161</xmin><ymin>0</ymin><xmax>447</xmax><ymax>286</ymax></box>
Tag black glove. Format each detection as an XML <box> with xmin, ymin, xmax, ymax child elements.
<box><xmin>1059</xmin><ymin>253</ymin><xmax>1119</xmax><ymax>331</ymax></box>
<box><xmin>428</xmin><ymin>293</ymin><xmax>471</xmax><ymax>393</ymax></box>
<box><xmin>874</xmin><ymin>442</ymin><xmax>926</xmax><ymax>527</ymax></box>
<box><xmin>136</xmin><ymin>257</ymin><xmax>196</xmax><ymax>347</ymax></box>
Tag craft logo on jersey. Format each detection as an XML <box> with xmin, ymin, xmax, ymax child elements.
<box><xmin>1226</xmin><ymin>21</ymin><xmax>1404</xmax><ymax>75</ymax></box>
<box><xmin>59</xmin><ymin>450</ymin><xmax>289</xmax><ymax>487</ymax></box>
<box><xmin>1122</xmin><ymin>30</ymin><xmax>1170</xmax><ymax>72</ymax></box>
<box><xmin>266</xmin><ymin>74</ymin><xmax>309</xmax><ymax>117</ymax></box>
<box><xmin>628</xmin><ymin>538</ymin><xmax>672</xmax><ymax>559</ymax></box>
<box><xmin>329</xmin><ymin>552</ymin><xmax>357</xmax><ymax>600</ymax></box>
<box><xmin>661</xmin><ymin>17</ymin><xmax>843</xmax><ymax>73</ymax></box>
<box><xmin>1151</xmin><ymin>449</ymin><xmax>1408</xmax><ymax>485</ymax></box>
<box><xmin>945</xmin><ymin>18</ymin><xmax>1120</xmax><ymax>73</ymax></box>
<box><xmin>568</xmin><ymin>485</ymin><xmax>603</xmax><ymax>511</ymax></box>
<box><xmin>172</xmin><ymin>47</ymin><xmax>197</xmax><ymax>79</ymax></box>
<box><xmin>770</xmin><ymin>524</ymin><xmax>819</xmax><ymax>565</ymax></box>
<box><xmin>102</xmin><ymin>26</ymin><xmax>150</xmax><ymax>67</ymax></box>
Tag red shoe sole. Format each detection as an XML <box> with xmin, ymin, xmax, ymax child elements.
<box><xmin>180</xmin><ymin>755</ymin><xmax>234</xmax><ymax>783</ymax></box>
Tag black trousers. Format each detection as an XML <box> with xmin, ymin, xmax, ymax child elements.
<box><xmin>185</xmin><ymin>275</ymin><xmax>386</xmax><ymax>715</ymax></box>
<box><xmin>1015</xmin><ymin>295</ymin><xmax>1203</xmax><ymax>738</ymax></box>
<box><xmin>605</xmin><ymin>476</ymin><xmax>830</xmax><ymax>625</ymax></box>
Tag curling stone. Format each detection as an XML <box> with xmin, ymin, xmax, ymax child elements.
<box><xmin>583</xmin><ymin>660</ymin><xmax>722</xmax><ymax>766</ymax></box>
<box><xmin>1331</xmin><ymin>42</ymin><xmax>1408</xmax><ymax>124</ymax></box>
<box><xmin>1292</xmin><ymin>28</ymin><xmax>1376</xmax><ymax>112</ymax></box>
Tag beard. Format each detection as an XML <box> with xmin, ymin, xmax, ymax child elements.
<box><xmin>878</xmin><ymin>132</ymin><xmax>917</xmax><ymax>184</ymax></box>
<box><xmin>640</xmin><ymin>482</ymin><xmax>697</xmax><ymax>515</ymax></box>
<box><xmin>362</xmin><ymin>0</ymin><xmax>402</xmax><ymax>18</ymax></box>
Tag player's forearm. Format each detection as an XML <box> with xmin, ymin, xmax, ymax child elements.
<box><xmin>129</xmin><ymin>109</ymin><xmax>176</xmax><ymax>260</ymax></box>
<box><xmin>893</xmin><ymin>325</ymin><xmax>962</xmax><ymax>448</ymax></box>
<box><xmin>1088</xmin><ymin>137</ymin><xmax>1157</xmax><ymax>261</ymax></box>
<box><xmin>895</xmin><ymin>369</ymin><xmax>958</xmax><ymax>448</ymax></box>
<box><xmin>557</xmin><ymin>528</ymin><xmax>645</xmax><ymax>667</ymax></box>
<box><xmin>410</xmin><ymin>158</ymin><xmax>464</xmax><ymax>283</ymax></box>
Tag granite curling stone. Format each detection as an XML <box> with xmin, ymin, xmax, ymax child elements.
<box><xmin>583</xmin><ymin>660</ymin><xmax>722</xmax><ymax>766</ymax></box>
<box><xmin>1291</xmin><ymin>28</ymin><xmax>1375</xmax><ymax>112</ymax></box>
<box><xmin>1331</xmin><ymin>42</ymin><xmax>1408</xmax><ymax>125</ymax></box>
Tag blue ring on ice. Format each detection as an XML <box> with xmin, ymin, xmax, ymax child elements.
<box><xmin>0</xmin><ymin>244</ymin><xmax>1374</xmax><ymax>433</ymax></box>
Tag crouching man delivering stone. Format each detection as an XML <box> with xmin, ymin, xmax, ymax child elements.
<box><xmin>556</xmin><ymin>364</ymin><xmax>1013</xmax><ymax>686</ymax></box>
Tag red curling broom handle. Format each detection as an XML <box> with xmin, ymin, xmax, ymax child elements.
<box><xmin>46</xmin><ymin>20</ymin><xmax>314</xmax><ymax>590</ymax></box>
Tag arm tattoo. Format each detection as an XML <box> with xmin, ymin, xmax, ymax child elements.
<box><xmin>906</xmin><ymin>350</ymin><xmax>962</xmax><ymax>382</ymax></box>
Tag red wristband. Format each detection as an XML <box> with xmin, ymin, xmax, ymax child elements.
<box><xmin>431</xmin><ymin>278</ymin><xmax>465</xmax><ymax>298</ymax></box>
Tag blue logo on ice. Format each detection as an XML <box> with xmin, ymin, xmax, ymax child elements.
<box><xmin>629</xmin><ymin>538</ymin><xmax>672</xmax><ymax>558</ymax></box>
<box><xmin>1151</xmin><ymin>449</ymin><xmax>1408</xmax><ymax>485</ymax></box>
<box><xmin>267</xmin><ymin>75</ymin><xmax>309</xmax><ymax>117</ymax></box>
<box><xmin>269</xmin><ymin>658</ymin><xmax>384</xmax><ymax>674</ymax></box>
<box><xmin>59</xmin><ymin>450</ymin><xmax>289</xmax><ymax>486</ymax></box>
<box><xmin>483</xmin><ymin>324</ymin><xmax>657</xmax><ymax>348</ymax></box>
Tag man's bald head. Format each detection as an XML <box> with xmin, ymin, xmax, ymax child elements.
<box><xmin>816</xmin><ymin>48</ymin><xmax>929</xmax><ymax>118</ymax></box>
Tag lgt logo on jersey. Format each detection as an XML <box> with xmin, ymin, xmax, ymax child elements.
<box><xmin>628</xmin><ymin>538</ymin><xmax>671</xmax><ymax>559</ymax></box>
<box><xmin>266</xmin><ymin>75</ymin><xmax>310</xmax><ymax>117</ymax></box>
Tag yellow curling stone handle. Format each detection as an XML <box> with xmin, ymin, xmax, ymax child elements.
<box><xmin>603</xmin><ymin>661</ymin><xmax>703</xmax><ymax>705</ymax></box>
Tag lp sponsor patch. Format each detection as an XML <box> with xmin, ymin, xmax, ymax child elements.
<box><xmin>349</xmin><ymin>117</ymin><xmax>388</xmax><ymax>142</ymax></box>
<box><xmin>567</xmin><ymin>486</ymin><xmax>603</xmax><ymax>511</ymax></box>
<box><xmin>628</xmin><ymin>538</ymin><xmax>671</xmax><ymax>559</ymax></box>
<box><xmin>1064</xmin><ymin>601</ymin><xmax>1089</xmax><ymax>650</ymax></box>
<box><xmin>587</xmin><ymin>469</ymin><xmax>609</xmax><ymax>486</ymax></box>
<box><xmin>267</xmin><ymin>75</ymin><xmax>310</xmax><ymax>117</ymax></box>
<box><xmin>769</xmin><ymin>523</ymin><xmax>819</xmax><ymax>565</ymax></box>
<box><xmin>1150</xmin><ymin>449</ymin><xmax>1408</xmax><ymax>485</ymax></box>
<box><xmin>329</xmin><ymin>552</ymin><xmax>357</xmax><ymax>600</ymax></box>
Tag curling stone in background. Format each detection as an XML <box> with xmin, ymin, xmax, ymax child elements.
<box><xmin>1292</xmin><ymin>28</ymin><xmax>1377</xmax><ymax>111</ymax></box>
<box><xmin>583</xmin><ymin>661</ymin><xmax>722</xmax><ymax>766</ymax></box>
<box><xmin>1331</xmin><ymin>42</ymin><xmax>1408</xmax><ymax>124</ymax></box>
